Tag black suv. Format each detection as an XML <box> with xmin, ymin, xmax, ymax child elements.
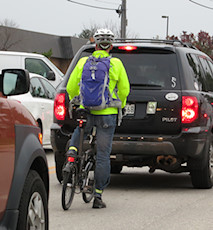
<box><xmin>51</xmin><ymin>39</ymin><xmax>213</xmax><ymax>189</ymax></box>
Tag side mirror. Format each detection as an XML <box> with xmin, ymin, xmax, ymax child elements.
<box><xmin>2</xmin><ymin>69</ymin><xmax>30</xmax><ymax>96</ymax></box>
<box><xmin>47</xmin><ymin>70</ymin><xmax>55</xmax><ymax>81</ymax></box>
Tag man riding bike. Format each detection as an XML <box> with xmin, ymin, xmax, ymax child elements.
<box><xmin>66</xmin><ymin>28</ymin><xmax>130</xmax><ymax>208</ymax></box>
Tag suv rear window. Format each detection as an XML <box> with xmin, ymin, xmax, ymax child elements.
<box><xmin>80</xmin><ymin>47</ymin><xmax>180</xmax><ymax>90</ymax></box>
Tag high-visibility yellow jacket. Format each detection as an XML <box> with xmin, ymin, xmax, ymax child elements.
<box><xmin>66</xmin><ymin>50</ymin><xmax>130</xmax><ymax>115</ymax></box>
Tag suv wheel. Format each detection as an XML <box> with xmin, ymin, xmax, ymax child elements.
<box><xmin>17</xmin><ymin>170</ymin><xmax>48</xmax><ymax>230</ymax></box>
<box><xmin>190</xmin><ymin>142</ymin><xmax>213</xmax><ymax>189</ymax></box>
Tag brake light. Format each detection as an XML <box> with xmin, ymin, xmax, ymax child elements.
<box><xmin>54</xmin><ymin>93</ymin><xmax>66</xmax><ymax>120</ymax></box>
<box><xmin>118</xmin><ymin>45</ymin><xmax>137</xmax><ymax>51</ymax></box>
<box><xmin>68</xmin><ymin>156</ymin><xmax>75</xmax><ymax>162</ymax></box>
<box><xmin>182</xmin><ymin>96</ymin><xmax>198</xmax><ymax>123</ymax></box>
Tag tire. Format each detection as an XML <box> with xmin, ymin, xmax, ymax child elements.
<box><xmin>17</xmin><ymin>170</ymin><xmax>48</xmax><ymax>230</ymax></box>
<box><xmin>55</xmin><ymin>152</ymin><xmax>65</xmax><ymax>183</ymax></box>
<box><xmin>111</xmin><ymin>163</ymin><xmax>123</xmax><ymax>174</ymax></box>
<box><xmin>82</xmin><ymin>169</ymin><xmax>95</xmax><ymax>203</ymax></box>
<box><xmin>61</xmin><ymin>165</ymin><xmax>76</xmax><ymax>210</ymax></box>
<box><xmin>190</xmin><ymin>142</ymin><xmax>213</xmax><ymax>189</ymax></box>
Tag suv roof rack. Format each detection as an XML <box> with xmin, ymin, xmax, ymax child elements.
<box><xmin>113</xmin><ymin>38</ymin><xmax>198</xmax><ymax>49</ymax></box>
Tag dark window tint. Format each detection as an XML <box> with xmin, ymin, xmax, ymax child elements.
<box><xmin>25</xmin><ymin>58</ymin><xmax>51</xmax><ymax>78</ymax></box>
<box><xmin>186</xmin><ymin>54</ymin><xmax>206</xmax><ymax>91</ymax></box>
<box><xmin>198</xmin><ymin>56</ymin><xmax>213</xmax><ymax>92</ymax></box>
<box><xmin>114</xmin><ymin>52</ymin><xmax>179</xmax><ymax>89</ymax></box>
<box><xmin>208</xmin><ymin>60</ymin><xmax>213</xmax><ymax>75</ymax></box>
<box><xmin>30</xmin><ymin>77</ymin><xmax>46</xmax><ymax>98</ymax></box>
<box><xmin>80</xmin><ymin>48</ymin><xmax>180</xmax><ymax>90</ymax></box>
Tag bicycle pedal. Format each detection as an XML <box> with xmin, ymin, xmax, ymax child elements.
<box><xmin>83</xmin><ymin>186</ymin><xmax>93</xmax><ymax>194</ymax></box>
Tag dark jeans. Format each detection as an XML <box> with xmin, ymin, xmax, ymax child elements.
<box><xmin>69</xmin><ymin>114</ymin><xmax>117</xmax><ymax>191</ymax></box>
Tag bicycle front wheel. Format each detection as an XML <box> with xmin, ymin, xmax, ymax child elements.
<box><xmin>61</xmin><ymin>164</ymin><xmax>76</xmax><ymax>210</ymax></box>
<box><xmin>82</xmin><ymin>169</ymin><xmax>95</xmax><ymax>203</ymax></box>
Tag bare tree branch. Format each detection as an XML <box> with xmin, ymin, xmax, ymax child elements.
<box><xmin>0</xmin><ymin>19</ymin><xmax>20</xmax><ymax>50</ymax></box>
<box><xmin>78</xmin><ymin>20</ymin><xmax>139</xmax><ymax>39</ymax></box>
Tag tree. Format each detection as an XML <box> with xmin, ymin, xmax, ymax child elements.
<box><xmin>195</xmin><ymin>31</ymin><xmax>213</xmax><ymax>58</ymax></box>
<box><xmin>78</xmin><ymin>21</ymin><xmax>119</xmax><ymax>39</ymax></box>
<box><xmin>42</xmin><ymin>49</ymin><xmax>53</xmax><ymax>58</ymax></box>
<box><xmin>79</xmin><ymin>28</ymin><xmax>96</xmax><ymax>39</ymax></box>
<box><xmin>169</xmin><ymin>31</ymin><xmax>213</xmax><ymax>59</ymax></box>
<box><xmin>0</xmin><ymin>19</ymin><xmax>20</xmax><ymax>50</ymax></box>
<box><xmin>77</xmin><ymin>20</ymin><xmax>138</xmax><ymax>40</ymax></box>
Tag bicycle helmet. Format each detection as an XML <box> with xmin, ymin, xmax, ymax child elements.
<box><xmin>93</xmin><ymin>28</ymin><xmax>114</xmax><ymax>50</ymax></box>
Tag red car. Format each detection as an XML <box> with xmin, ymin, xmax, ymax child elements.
<box><xmin>0</xmin><ymin>69</ymin><xmax>49</xmax><ymax>229</ymax></box>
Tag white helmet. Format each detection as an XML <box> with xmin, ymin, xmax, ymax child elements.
<box><xmin>93</xmin><ymin>28</ymin><xmax>114</xmax><ymax>49</ymax></box>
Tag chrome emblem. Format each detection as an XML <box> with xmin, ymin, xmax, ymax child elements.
<box><xmin>165</xmin><ymin>93</ymin><xmax>178</xmax><ymax>101</ymax></box>
<box><xmin>162</xmin><ymin>117</ymin><xmax>178</xmax><ymax>122</ymax></box>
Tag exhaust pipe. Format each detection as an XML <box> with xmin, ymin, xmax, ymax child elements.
<box><xmin>155</xmin><ymin>155</ymin><xmax>181</xmax><ymax>171</ymax></box>
<box><xmin>149</xmin><ymin>155</ymin><xmax>187</xmax><ymax>173</ymax></box>
<box><xmin>156</xmin><ymin>155</ymin><xmax>177</xmax><ymax>166</ymax></box>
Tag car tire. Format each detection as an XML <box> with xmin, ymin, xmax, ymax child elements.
<box><xmin>55</xmin><ymin>151</ymin><xmax>65</xmax><ymax>183</ymax></box>
<box><xmin>17</xmin><ymin>170</ymin><xmax>48</xmax><ymax>230</ymax></box>
<box><xmin>111</xmin><ymin>163</ymin><xmax>123</xmax><ymax>174</ymax></box>
<box><xmin>190</xmin><ymin>141</ymin><xmax>213</xmax><ymax>189</ymax></box>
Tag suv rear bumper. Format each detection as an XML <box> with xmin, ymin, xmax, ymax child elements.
<box><xmin>51</xmin><ymin>124</ymin><xmax>208</xmax><ymax>159</ymax></box>
<box><xmin>111</xmin><ymin>127</ymin><xmax>208</xmax><ymax>158</ymax></box>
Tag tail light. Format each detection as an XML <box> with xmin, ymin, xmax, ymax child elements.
<box><xmin>181</xmin><ymin>96</ymin><xmax>198</xmax><ymax>123</ymax></box>
<box><xmin>54</xmin><ymin>93</ymin><xmax>66</xmax><ymax>120</ymax></box>
<box><xmin>67</xmin><ymin>156</ymin><xmax>75</xmax><ymax>162</ymax></box>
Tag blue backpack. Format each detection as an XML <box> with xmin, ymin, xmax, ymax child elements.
<box><xmin>78</xmin><ymin>56</ymin><xmax>121</xmax><ymax>110</ymax></box>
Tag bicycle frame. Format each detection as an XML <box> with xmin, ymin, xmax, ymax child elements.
<box><xmin>62</xmin><ymin>108</ymin><xmax>96</xmax><ymax>210</ymax></box>
<box><xmin>64</xmin><ymin>109</ymin><xmax>96</xmax><ymax>191</ymax></box>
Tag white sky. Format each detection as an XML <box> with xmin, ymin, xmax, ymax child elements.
<box><xmin>1</xmin><ymin>0</ymin><xmax>213</xmax><ymax>39</ymax></box>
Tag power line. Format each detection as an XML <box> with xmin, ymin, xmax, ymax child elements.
<box><xmin>67</xmin><ymin>0</ymin><xmax>117</xmax><ymax>10</ymax></box>
<box><xmin>189</xmin><ymin>0</ymin><xmax>213</xmax><ymax>10</ymax></box>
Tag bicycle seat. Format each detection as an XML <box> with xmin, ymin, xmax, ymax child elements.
<box><xmin>76</xmin><ymin>108</ymin><xmax>90</xmax><ymax>119</ymax></box>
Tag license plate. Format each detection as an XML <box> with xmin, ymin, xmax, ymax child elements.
<box><xmin>124</xmin><ymin>104</ymin><xmax>135</xmax><ymax>116</ymax></box>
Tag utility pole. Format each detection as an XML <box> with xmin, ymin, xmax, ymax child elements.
<box><xmin>121</xmin><ymin>0</ymin><xmax>127</xmax><ymax>39</ymax></box>
<box><xmin>116</xmin><ymin>0</ymin><xmax>127</xmax><ymax>39</ymax></box>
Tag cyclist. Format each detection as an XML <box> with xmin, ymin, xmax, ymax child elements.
<box><xmin>66</xmin><ymin>28</ymin><xmax>130</xmax><ymax>208</ymax></box>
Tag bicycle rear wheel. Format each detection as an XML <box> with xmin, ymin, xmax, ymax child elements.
<box><xmin>82</xmin><ymin>169</ymin><xmax>95</xmax><ymax>203</ymax></box>
<box><xmin>61</xmin><ymin>164</ymin><xmax>76</xmax><ymax>210</ymax></box>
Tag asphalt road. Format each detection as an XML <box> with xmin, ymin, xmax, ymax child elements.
<box><xmin>46</xmin><ymin>150</ymin><xmax>213</xmax><ymax>230</ymax></box>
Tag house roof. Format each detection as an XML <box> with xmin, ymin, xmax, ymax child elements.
<box><xmin>0</xmin><ymin>26</ymin><xmax>87</xmax><ymax>59</ymax></box>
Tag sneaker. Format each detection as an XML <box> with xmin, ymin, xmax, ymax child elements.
<box><xmin>92</xmin><ymin>197</ymin><xmax>106</xmax><ymax>209</ymax></box>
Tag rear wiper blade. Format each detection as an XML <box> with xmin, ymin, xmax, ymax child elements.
<box><xmin>131</xmin><ymin>83</ymin><xmax>162</xmax><ymax>87</ymax></box>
